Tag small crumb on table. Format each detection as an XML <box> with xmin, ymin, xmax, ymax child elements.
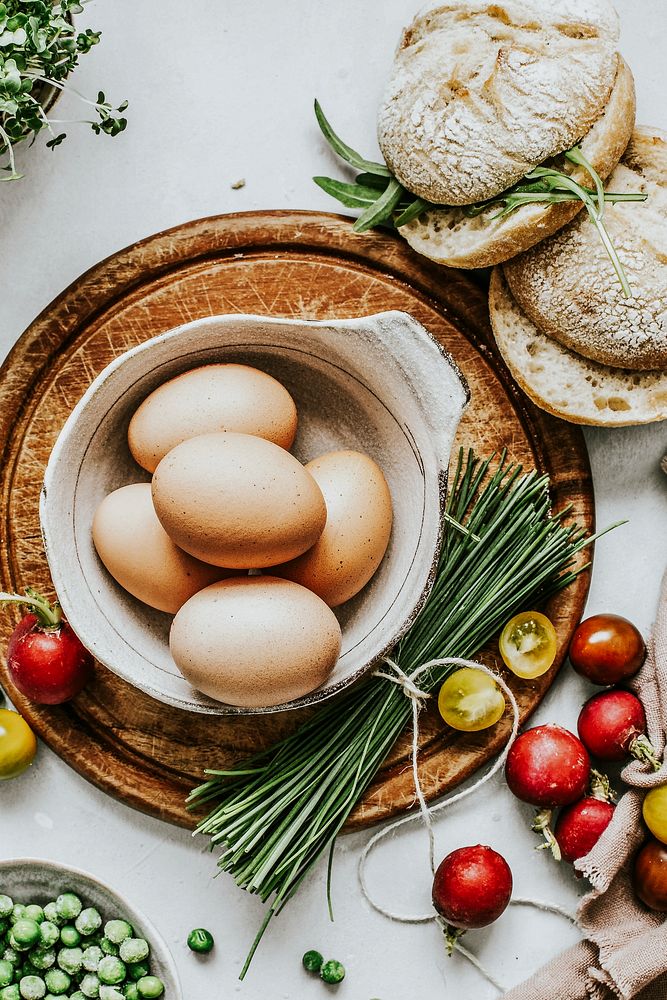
<box><xmin>231</xmin><ymin>178</ymin><xmax>246</xmax><ymax>190</ymax></box>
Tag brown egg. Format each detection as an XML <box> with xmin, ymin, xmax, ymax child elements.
<box><xmin>276</xmin><ymin>450</ymin><xmax>392</xmax><ymax>606</ymax></box>
<box><xmin>170</xmin><ymin>576</ymin><xmax>342</xmax><ymax>707</ymax></box>
<box><xmin>152</xmin><ymin>432</ymin><xmax>327</xmax><ymax>569</ymax></box>
<box><xmin>128</xmin><ymin>364</ymin><xmax>298</xmax><ymax>473</ymax></box>
<box><xmin>92</xmin><ymin>484</ymin><xmax>225</xmax><ymax>613</ymax></box>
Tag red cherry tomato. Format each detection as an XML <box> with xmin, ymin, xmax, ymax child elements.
<box><xmin>505</xmin><ymin>724</ymin><xmax>590</xmax><ymax>808</ymax></box>
<box><xmin>634</xmin><ymin>839</ymin><xmax>667</xmax><ymax>912</ymax></box>
<box><xmin>8</xmin><ymin>612</ymin><xmax>93</xmax><ymax>705</ymax></box>
<box><xmin>432</xmin><ymin>845</ymin><xmax>512</xmax><ymax>930</ymax></box>
<box><xmin>569</xmin><ymin>614</ymin><xmax>646</xmax><ymax>685</ymax></box>
<box><xmin>554</xmin><ymin>796</ymin><xmax>615</xmax><ymax>864</ymax></box>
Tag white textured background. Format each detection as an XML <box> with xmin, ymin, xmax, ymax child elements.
<box><xmin>1</xmin><ymin>3</ymin><xmax>666</xmax><ymax>998</ymax></box>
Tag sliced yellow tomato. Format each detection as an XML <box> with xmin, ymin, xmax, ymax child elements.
<box><xmin>0</xmin><ymin>708</ymin><xmax>37</xmax><ymax>780</ymax></box>
<box><xmin>499</xmin><ymin>611</ymin><xmax>558</xmax><ymax>679</ymax></box>
<box><xmin>438</xmin><ymin>668</ymin><xmax>506</xmax><ymax>733</ymax></box>
<box><xmin>643</xmin><ymin>786</ymin><xmax>667</xmax><ymax>845</ymax></box>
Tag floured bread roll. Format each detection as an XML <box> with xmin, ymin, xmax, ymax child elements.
<box><xmin>503</xmin><ymin>128</ymin><xmax>667</xmax><ymax>371</ymax></box>
<box><xmin>378</xmin><ymin>0</ymin><xmax>621</xmax><ymax>206</ymax></box>
<box><xmin>489</xmin><ymin>269</ymin><xmax>667</xmax><ymax>427</ymax></box>
<box><xmin>399</xmin><ymin>58</ymin><xmax>635</xmax><ymax>268</ymax></box>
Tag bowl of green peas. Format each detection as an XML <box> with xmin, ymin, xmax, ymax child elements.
<box><xmin>0</xmin><ymin>859</ymin><xmax>181</xmax><ymax>1000</ymax></box>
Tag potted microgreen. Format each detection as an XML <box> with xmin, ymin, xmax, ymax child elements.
<box><xmin>0</xmin><ymin>0</ymin><xmax>127</xmax><ymax>181</ymax></box>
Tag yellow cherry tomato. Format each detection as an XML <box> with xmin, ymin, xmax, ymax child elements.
<box><xmin>499</xmin><ymin>611</ymin><xmax>558</xmax><ymax>679</ymax></box>
<box><xmin>643</xmin><ymin>786</ymin><xmax>667</xmax><ymax>845</ymax></box>
<box><xmin>438</xmin><ymin>668</ymin><xmax>506</xmax><ymax>733</ymax></box>
<box><xmin>0</xmin><ymin>708</ymin><xmax>37</xmax><ymax>780</ymax></box>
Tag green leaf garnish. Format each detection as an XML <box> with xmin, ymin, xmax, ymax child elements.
<box><xmin>312</xmin><ymin>102</ymin><xmax>647</xmax><ymax>296</ymax></box>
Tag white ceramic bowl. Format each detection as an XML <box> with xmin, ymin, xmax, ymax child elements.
<box><xmin>0</xmin><ymin>858</ymin><xmax>182</xmax><ymax>997</ymax></box>
<box><xmin>41</xmin><ymin>311</ymin><xmax>468</xmax><ymax>714</ymax></box>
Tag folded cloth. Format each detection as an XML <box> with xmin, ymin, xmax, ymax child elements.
<box><xmin>504</xmin><ymin>568</ymin><xmax>667</xmax><ymax>1000</ymax></box>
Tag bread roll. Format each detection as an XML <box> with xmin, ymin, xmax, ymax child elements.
<box><xmin>489</xmin><ymin>269</ymin><xmax>667</xmax><ymax>426</ymax></box>
<box><xmin>378</xmin><ymin>0</ymin><xmax>620</xmax><ymax>206</ymax></box>
<box><xmin>503</xmin><ymin>128</ymin><xmax>667</xmax><ymax>371</ymax></box>
<box><xmin>400</xmin><ymin>58</ymin><xmax>635</xmax><ymax>268</ymax></box>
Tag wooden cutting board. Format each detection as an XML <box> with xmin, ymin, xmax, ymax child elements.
<box><xmin>0</xmin><ymin>211</ymin><xmax>593</xmax><ymax>830</ymax></box>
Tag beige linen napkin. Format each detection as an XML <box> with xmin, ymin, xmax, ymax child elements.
<box><xmin>504</xmin><ymin>568</ymin><xmax>667</xmax><ymax>1000</ymax></box>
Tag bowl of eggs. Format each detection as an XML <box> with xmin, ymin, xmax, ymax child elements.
<box><xmin>40</xmin><ymin>311</ymin><xmax>468</xmax><ymax>714</ymax></box>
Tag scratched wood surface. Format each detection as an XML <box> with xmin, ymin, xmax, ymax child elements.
<box><xmin>0</xmin><ymin>211</ymin><xmax>594</xmax><ymax>830</ymax></box>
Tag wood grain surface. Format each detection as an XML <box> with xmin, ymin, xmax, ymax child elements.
<box><xmin>0</xmin><ymin>211</ymin><xmax>594</xmax><ymax>830</ymax></box>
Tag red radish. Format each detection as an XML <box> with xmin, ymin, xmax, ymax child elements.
<box><xmin>569</xmin><ymin>614</ymin><xmax>645</xmax><ymax>686</ymax></box>
<box><xmin>634</xmin><ymin>839</ymin><xmax>667</xmax><ymax>912</ymax></box>
<box><xmin>4</xmin><ymin>590</ymin><xmax>93</xmax><ymax>705</ymax></box>
<box><xmin>577</xmin><ymin>690</ymin><xmax>661</xmax><ymax>771</ymax></box>
<box><xmin>506</xmin><ymin>725</ymin><xmax>591</xmax><ymax>859</ymax></box>
<box><xmin>554</xmin><ymin>796</ymin><xmax>616</xmax><ymax>864</ymax></box>
<box><xmin>432</xmin><ymin>845</ymin><xmax>512</xmax><ymax>950</ymax></box>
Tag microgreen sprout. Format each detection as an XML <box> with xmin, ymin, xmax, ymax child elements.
<box><xmin>0</xmin><ymin>0</ymin><xmax>127</xmax><ymax>181</ymax></box>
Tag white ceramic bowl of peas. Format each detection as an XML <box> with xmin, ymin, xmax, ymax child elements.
<box><xmin>0</xmin><ymin>859</ymin><xmax>182</xmax><ymax>999</ymax></box>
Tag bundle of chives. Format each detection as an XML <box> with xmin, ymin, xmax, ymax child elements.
<box><xmin>188</xmin><ymin>449</ymin><xmax>605</xmax><ymax>977</ymax></box>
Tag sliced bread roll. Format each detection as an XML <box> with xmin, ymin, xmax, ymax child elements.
<box><xmin>378</xmin><ymin>0</ymin><xmax>620</xmax><ymax>206</ymax></box>
<box><xmin>400</xmin><ymin>57</ymin><xmax>635</xmax><ymax>268</ymax></box>
<box><xmin>488</xmin><ymin>269</ymin><xmax>667</xmax><ymax>426</ymax></box>
<box><xmin>503</xmin><ymin>128</ymin><xmax>667</xmax><ymax>371</ymax></box>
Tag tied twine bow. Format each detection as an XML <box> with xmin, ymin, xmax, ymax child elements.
<box><xmin>358</xmin><ymin>655</ymin><xmax>575</xmax><ymax>993</ymax></box>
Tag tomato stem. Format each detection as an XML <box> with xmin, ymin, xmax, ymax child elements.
<box><xmin>0</xmin><ymin>589</ymin><xmax>62</xmax><ymax>629</ymax></box>
<box><xmin>532</xmin><ymin>809</ymin><xmax>561</xmax><ymax>861</ymax></box>
<box><xmin>629</xmin><ymin>735</ymin><xmax>662</xmax><ymax>773</ymax></box>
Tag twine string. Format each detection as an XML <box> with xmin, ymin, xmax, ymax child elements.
<box><xmin>358</xmin><ymin>655</ymin><xmax>576</xmax><ymax>992</ymax></box>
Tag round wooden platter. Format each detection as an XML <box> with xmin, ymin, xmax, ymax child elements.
<box><xmin>0</xmin><ymin>211</ymin><xmax>594</xmax><ymax>831</ymax></box>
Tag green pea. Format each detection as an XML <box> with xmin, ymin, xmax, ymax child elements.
<box><xmin>70</xmin><ymin>993</ymin><xmax>86</xmax><ymax>1000</ymax></box>
<box><xmin>43</xmin><ymin>970</ymin><xmax>69</xmax><ymax>997</ymax></box>
<box><xmin>56</xmin><ymin>947</ymin><xmax>82</xmax><ymax>975</ymax></box>
<box><xmin>302</xmin><ymin>949</ymin><xmax>323</xmax><ymax>973</ymax></box>
<box><xmin>97</xmin><ymin>957</ymin><xmax>125</xmax><ymax>986</ymax></box>
<box><xmin>0</xmin><ymin>964</ymin><xmax>12</xmax><ymax>988</ymax></box>
<box><xmin>0</xmin><ymin>899</ymin><xmax>13</xmax><ymax>921</ymax></box>
<box><xmin>10</xmin><ymin>923</ymin><xmax>40</xmax><ymax>952</ymax></box>
<box><xmin>320</xmin><ymin>960</ymin><xmax>345</xmax><ymax>985</ymax></box>
<box><xmin>102</xmin><ymin>923</ymin><xmax>132</xmax><ymax>947</ymax></box>
<box><xmin>22</xmin><ymin>910</ymin><xmax>42</xmax><ymax>928</ymax></box>
<box><xmin>0</xmin><ymin>985</ymin><xmax>19</xmax><ymax>1000</ymax></box>
<box><xmin>9</xmin><ymin>909</ymin><xmax>25</xmax><ymax>927</ymax></box>
<box><xmin>186</xmin><ymin>928</ymin><xmax>214</xmax><ymax>954</ymax></box>
<box><xmin>118</xmin><ymin>941</ymin><xmax>147</xmax><ymax>966</ymax></box>
<box><xmin>38</xmin><ymin>911</ymin><xmax>57</xmax><ymax>932</ymax></box>
<box><xmin>99</xmin><ymin>940</ymin><xmax>118</xmax><ymax>958</ymax></box>
<box><xmin>26</xmin><ymin>952</ymin><xmax>54</xmax><ymax>973</ymax></box>
<box><xmin>82</xmin><ymin>946</ymin><xmax>103</xmax><ymax>972</ymax></box>
<box><xmin>125</xmin><ymin>962</ymin><xmax>148</xmax><ymax>983</ymax></box>
<box><xmin>54</xmin><ymin>896</ymin><xmax>81</xmax><ymax>923</ymax></box>
<box><xmin>136</xmin><ymin>978</ymin><xmax>164</xmax><ymax>999</ymax></box>
<box><xmin>75</xmin><ymin>910</ymin><xmax>102</xmax><ymax>938</ymax></box>
<box><xmin>124</xmin><ymin>986</ymin><xmax>139</xmax><ymax>1000</ymax></box>
<box><xmin>18</xmin><ymin>977</ymin><xmax>45</xmax><ymax>1000</ymax></box>
<box><xmin>79</xmin><ymin>973</ymin><xmax>100</xmax><ymax>998</ymax></box>
<box><xmin>0</xmin><ymin>920</ymin><xmax>8</xmax><ymax>939</ymax></box>
<box><xmin>2</xmin><ymin>950</ymin><xmax>19</xmax><ymax>967</ymax></box>
<box><xmin>37</xmin><ymin>926</ymin><xmax>58</xmax><ymax>953</ymax></box>
<box><xmin>59</xmin><ymin>926</ymin><xmax>80</xmax><ymax>949</ymax></box>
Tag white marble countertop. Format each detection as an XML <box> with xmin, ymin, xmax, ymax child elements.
<box><xmin>1</xmin><ymin>2</ymin><xmax>666</xmax><ymax>998</ymax></box>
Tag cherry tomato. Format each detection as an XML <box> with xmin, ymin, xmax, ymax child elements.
<box><xmin>8</xmin><ymin>612</ymin><xmax>93</xmax><ymax>705</ymax></box>
<box><xmin>642</xmin><ymin>786</ymin><xmax>667</xmax><ymax>845</ymax></box>
<box><xmin>499</xmin><ymin>611</ymin><xmax>557</xmax><ymax>679</ymax></box>
<box><xmin>569</xmin><ymin>614</ymin><xmax>645</xmax><ymax>685</ymax></box>
<box><xmin>437</xmin><ymin>668</ymin><xmax>505</xmax><ymax>732</ymax></box>
<box><xmin>432</xmin><ymin>845</ymin><xmax>512</xmax><ymax>930</ymax></box>
<box><xmin>634</xmin><ymin>839</ymin><xmax>667</xmax><ymax>912</ymax></box>
<box><xmin>0</xmin><ymin>708</ymin><xmax>37</xmax><ymax>780</ymax></box>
